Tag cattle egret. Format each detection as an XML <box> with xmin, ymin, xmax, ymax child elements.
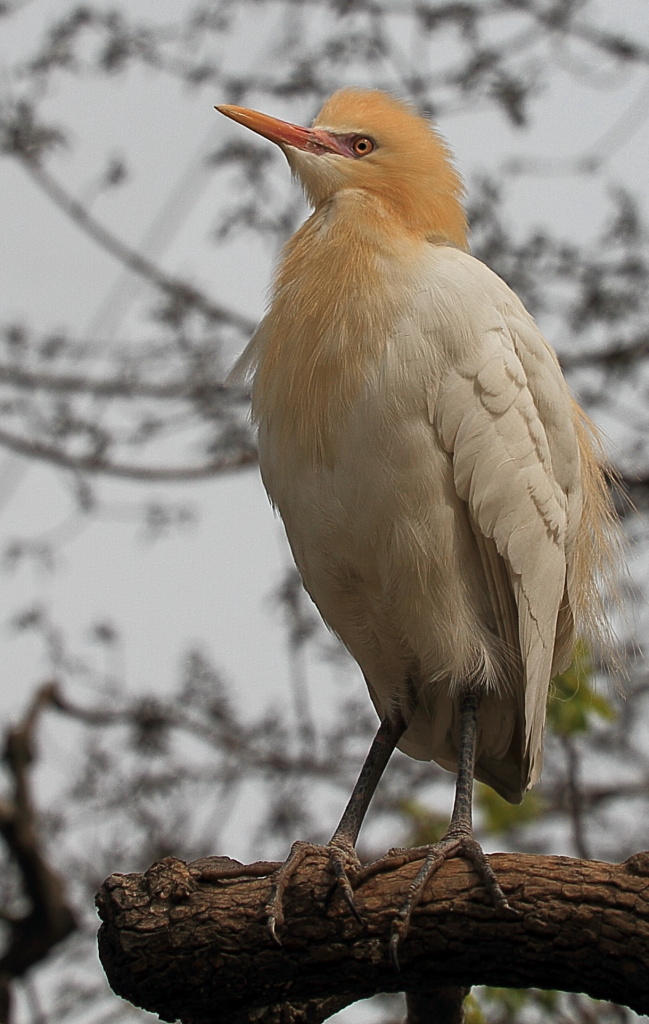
<box><xmin>217</xmin><ymin>89</ymin><xmax>618</xmax><ymax>960</ymax></box>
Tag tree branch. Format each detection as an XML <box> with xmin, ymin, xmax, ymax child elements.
<box><xmin>20</xmin><ymin>160</ymin><xmax>257</xmax><ymax>335</ymax></box>
<box><xmin>0</xmin><ymin>424</ymin><xmax>257</xmax><ymax>479</ymax></box>
<box><xmin>96</xmin><ymin>849</ymin><xmax>649</xmax><ymax>1023</ymax></box>
<box><xmin>0</xmin><ymin>362</ymin><xmax>250</xmax><ymax>403</ymax></box>
<box><xmin>0</xmin><ymin>684</ymin><xmax>78</xmax><ymax>1020</ymax></box>
<box><xmin>560</xmin><ymin>335</ymin><xmax>649</xmax><ymax>371</ymax></box>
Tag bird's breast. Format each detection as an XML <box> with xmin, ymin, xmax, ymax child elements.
<box><xmin>257</xmin><ymin>305</ymin><xmax>457</xmax><ymax>575</ymax></box>
<box><xmin>250</xmin><ymin>201</ymin><xmax>437</xmax><ymax>466</ymax></box>
<box><xmin>259</xmin><ymin>367</ymin><xmax>439</xmax><ymax>608</ymax></box>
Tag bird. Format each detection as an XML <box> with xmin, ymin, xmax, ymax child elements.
<box><xmin>216</xmin><ymin>88</ymin><xmax>619</xmax><ymax>960</ymax></box>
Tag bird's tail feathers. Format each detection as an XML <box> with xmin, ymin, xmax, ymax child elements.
<box><xmin>570</xmin><ymin>403</ymin><xmax>625</xmax><ymax>688</ymax></box>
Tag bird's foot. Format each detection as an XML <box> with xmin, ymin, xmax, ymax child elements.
<box><xmin>265</xmin><ymin>838</ymin><xmax>363</xmax><ymax>944</ymax></box>
<box><xmin>356</xmin><ymin>831</ymin><xmax>519</xmax><ymax>969</ymax></box>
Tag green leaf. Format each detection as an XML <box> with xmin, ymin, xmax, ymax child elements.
<box><xmin>395</xmin><ymin>798</ymin><xmax>450</xmax><ymax>846</ymax></box>
<box><xmin>547</xmin><ymin>642</ymin><xmax>616</xmax><ymax>737</ymax></box>
<box><xmin>476</xmin><ymin>783</ymin><xmax>544</xmax><ymax>835</ymax></box>
<box><xmin>468</xmin><ymin>987</ymin><xmax>560</xmax><ymax>1024</ymax></box>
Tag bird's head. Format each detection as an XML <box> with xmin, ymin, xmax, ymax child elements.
<box><xmin>216</xmin><ymin>89</ymin><xmax>467</xmax><ymax>248</ymax></box>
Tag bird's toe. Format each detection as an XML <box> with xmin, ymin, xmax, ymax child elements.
<box><xmin>264</xmin><ymin>838</ymin><xmax>366</xmax><ymax>942</ymax></box>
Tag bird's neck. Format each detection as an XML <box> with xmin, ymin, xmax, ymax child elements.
<box><xmin>369</xmin><ymin>179</ymin><xmax>468</xmax><ymax>251</ymax></box>
<box><xmin>250</xmin><ymin>193</ymin><xmax>440</xmax><ymax>464</ymax></box>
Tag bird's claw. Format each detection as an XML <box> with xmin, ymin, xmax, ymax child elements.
<box><xmin>326</xmin><ymin>842</ymin><xmax>364</xmax><ymax>922</ymax></box>
<box><xmin>264</xmin><ymin>839</ymin><xmax>312</xmax><ymax>943</ymax></box>
<box><xmin>389</xmin><ymin>928</ymin><xmax>404</xmax><ymax>972</ymax></box>
<box><xmin>356</xmin><ymin>834</ymin><xmax>517</xmax><ymax>968</ymax></box>
<box><xmin>267</xmin><ymin>911</ymin><xmax>282</xmax><ymax>947</ymax></box>
<box><xmin>264</xmin><ymin>839</ymin><xmax>364</xmax><ymax>943</ymax></box>
<box><xmin>457</xmin><ymin>836</ymin><xmax>519</xmax><ymax>916</ymax></box>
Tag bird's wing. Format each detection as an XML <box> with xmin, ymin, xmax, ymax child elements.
<box><xmin>430</xmin><ymin>256</ymin><xmax>581</xmax><ymax>796</ymax></box>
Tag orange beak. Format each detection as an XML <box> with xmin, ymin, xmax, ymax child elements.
<box><xmin>216</xmin><ymin>104</ymin><xmax>346</xmax><ymax>156</ymax></box>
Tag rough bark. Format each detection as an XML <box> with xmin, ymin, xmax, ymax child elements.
<box><xmin>96</xmin><ymin>849</ymin><xmax>649</xmax><ymax>1024</ymax></box>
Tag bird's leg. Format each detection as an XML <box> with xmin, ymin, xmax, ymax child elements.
<box><xmin>356</xmin><ymin>691</ymin><xmax>517</xmax><ymax>967</ymax></box>
<box><xmin>326</xmin><ymin>711</ymin><xmax>407</xmax><ymax>910</ymax></box>
<box><xmin>266</xmin><ymin>712</ymin><xmax>406</xmax><ymax>942</ymax></box>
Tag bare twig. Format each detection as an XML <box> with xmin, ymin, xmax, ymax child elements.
<box><xmin>0</xmin><ymin>424</ymin><xmax>257</xmax><ymax>479</ymax></box>
<box><xmin>0</xmin><ymin>363</ymin><xmax>250</xmax><ymax>403</ymax></box>
<box><xmin>20</xmin><ymin>161</ymin><xmax>256</xmax><ymax>336</ymax></box>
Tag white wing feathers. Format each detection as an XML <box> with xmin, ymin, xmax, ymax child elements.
<box><xmin>434</xmin><ymin>311</ymin><xmax>577</xmax><ymax>796</ymax></box>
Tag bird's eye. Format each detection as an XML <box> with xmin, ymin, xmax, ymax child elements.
<box><xmin>351</xmin><ymin>136</ymin><xmax>375</xmax><ymax>157</ymax></box>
